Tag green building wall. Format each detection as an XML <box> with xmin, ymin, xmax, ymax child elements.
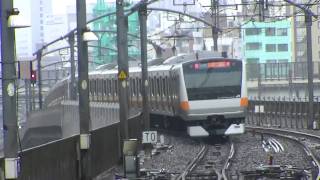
<box><xmin>242</xmin><ymin>19</ymin><xmax>292</xmax><ymax>64</ymax></box>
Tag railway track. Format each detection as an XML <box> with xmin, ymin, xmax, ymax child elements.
<box><xmin>175</xmin><ymin>139</ymin><xmax>235</xmax><ymax>180</ymax></box>
<box><xmin>246</xmin><ymin>126</ymin><xmax>320</xmax><ymax>179</ymax></box>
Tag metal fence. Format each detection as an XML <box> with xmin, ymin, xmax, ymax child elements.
<box><xmin>246</xmin><ymin>61</ymin><xmax>320</xmax><ymax>81</ymax></box>
<box><xmin>21</xmin><ymin>99</ymin><xmax>140</xmax><ymax>149</ymax></box>
<box><xmin>246</xmin><ymin>96</ymin><xmax>320</xmax><ymax>129</ymax></box>
<box><xmin>0</xmin><ymin>111</ymin><xmax>142</xmax><ymax>180</ymax></box>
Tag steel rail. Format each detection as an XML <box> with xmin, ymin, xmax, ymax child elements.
<box><xmin>222</xmin><ymin>142</ymin><xmax>235</xmax><ymax>180</ymax></box>
<box><xmin>246</xmin><ymin>125</ymin><xmax>320</xmax><ymax>179</ymax></box>
<box><xmin>175</xmin><ymin>145</ymin><xmax>208</xmax><ymax>180</ymax></box>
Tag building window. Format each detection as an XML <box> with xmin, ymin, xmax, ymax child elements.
<box><xmin>278</xmin><ymin>59</ymin><xmax>288</xmax><ymax>63</ymax></box>
<box><xmin>278</xmin><ymin>44</ymin><xmax>288</xmax><ymax>51</ymax></box>
<box><xmin>245</xmin><ymin>28</ymin><xmax>261</xmax><ymax>35</ymax></box>
<box><xmin>265</xmin><ymin>28</ymin><xmax>275</xmax><ymax>36</ymax></box>
<box><xmin>318</xmin><ymin>36</ymin><xmax>320</xmax><ymax>44</ymax></box>
<box><xmin>246</xmin><ymin>42</ymin><xmax>261</xmax><ymax>50</ymax></box>
<box><xmin>266</xmin><ymin>44</ymin><xmax>276</xmax><ymax>52</ymax></box>
<box><xmin>266</xmin><ymin>59</ymin><xmax>276</xmax><ymax>63</ymax></box>
<box><xmin>277</xmin><ymin>28</ymin><xmax>287</xmax><ymax>36</ymax></box>
<box><xmin>246</xmin><ymin>58</ymin><xmax>259</xmax><ymax>63</ymax></box>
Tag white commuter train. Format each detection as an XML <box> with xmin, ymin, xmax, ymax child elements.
<box><xmin>45</xmin><ymin>52</ymin><xmax>247</xmax><ymax>137</ymax></box>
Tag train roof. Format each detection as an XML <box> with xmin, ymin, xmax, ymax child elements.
<box><xmin>163</xmin><ymin>51</ymin><xmax>224</xmax><ymax>65</ymax></box>
<box><xmin>90</xmin><ymin>51</ymin><xmax>241</xmax><ymax>75</ymax></box>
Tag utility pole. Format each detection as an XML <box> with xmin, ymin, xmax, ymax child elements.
<box><xmin>76</xmin><ymin>0</ymin><xmax>91</xmax><ymax>179</ymax></box>
<box><xmin>139</xmin><ymin>0</ymin><xmax>150</xmax><ymax>131</ymax></box>
<box><xmin>68</xmin><ymin>33</ymin><xmax>77</xmax><ymax>100</ymax></box>
<box><xmin>305</xmin><ymin>13</ymin><xmax>314</xmax><ymax>129</ymax></box>
<box><xmin>283</xmin><ymin>0</ymin><xmax>317</xmax><ymax>129</ymax></box>
<box><xmin>1</xmin><ymin>0</ymin><xmax>19</xmax><ymax>179</ymax></box>
<box><xmin>36</xmin><ymin>51</ymin><xmax>42</xmax><ymax>109</ymax></box>
<box><xmin>116</xmin><ymin>0</ymin><xmax>129</xmax><ymax>149</ymax></box>
<box><xmin>211</xmin><ymin>0</ymin><xmax>218</xmax><ymax>51</ymax></box>
<box><xmin>259</xmin><ymin>0</ymin><xmax>265</xmax><ymax>21</ymax></box>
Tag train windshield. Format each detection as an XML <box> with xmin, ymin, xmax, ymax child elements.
<box><xmin>183</xmin><ymin>59</ymin><xmax>242</xmax><ymax>101</ymax></box>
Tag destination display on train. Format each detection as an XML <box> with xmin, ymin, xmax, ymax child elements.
<box><xmin>191</xmin><ymin>61</ymin><xmax>232</xmax><ymax>70</ymax></box>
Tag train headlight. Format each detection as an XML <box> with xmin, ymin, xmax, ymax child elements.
<box><xmin>180</xmin><ymin>101</ymin><xmax>190</xmax><ymax>111</ymax></box>
<box><xmin>240</xmin><ymin>97</ymin><xmax>248</xmax><ymax>107</ymax></box>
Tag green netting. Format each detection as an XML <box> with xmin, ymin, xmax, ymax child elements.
<box><xmin>92</xmin><ymin>0</ymin><xmax>140</xmax><ymax>65</ymax></box>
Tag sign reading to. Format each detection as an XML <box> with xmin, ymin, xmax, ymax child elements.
<box><xmin>142</xmin><ymin>131</ymin><xmax>157</xmax><ymax>144</ymax></box>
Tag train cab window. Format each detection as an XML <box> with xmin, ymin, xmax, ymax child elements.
<box><xmin>183</xmin><ymin>60</ymin><xmax>242</xmax><ymax>100</ymax></box>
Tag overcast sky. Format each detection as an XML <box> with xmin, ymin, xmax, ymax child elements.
<box><xmin>51</xmin><ymin>0</ymin><xmax>220</xmax><ymax>14</ymax></box>
<box><xmin>52</xmin><ymin>0</ymin><xmax>97</xmax><ymax>14</ymax></box>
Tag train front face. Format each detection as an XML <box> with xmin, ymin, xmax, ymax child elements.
<box><xmin>180</xmin><ymin>58</ymin><xmax>247</xmax><ymax>137</ymax></box>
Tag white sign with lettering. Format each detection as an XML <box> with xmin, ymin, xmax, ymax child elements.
<box><xmin>142</xmin><ymin>131</ymin><xmax>157</xmax><ymax>144</ymax></box>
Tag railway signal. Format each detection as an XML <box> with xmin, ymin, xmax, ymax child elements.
<box><xmin>30</xmin><ymin>70</ymin><xmax>37</xmax><ymax>84</ymax></box>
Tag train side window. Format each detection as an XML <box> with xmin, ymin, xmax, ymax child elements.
<box><xmin>100</xmin><ymin>79</ymin><xmax>103</xmax><ymax>95</ymax></box>
<box><xmin>103</xmin><ymin>80</ymin><xmax>107</xmax><ymax>95</ymax></box>
<box><xmin>97</xmin><ymin>79</ymin><xmax>101</xmax><ymax>95</ymax></box>
<box><xmin>152</xmin><ymin>77</ymin><xmax>156</xmax><ymax>97</ymax></box>
<box><xmin>149</xmin><ymin>77</ymin><xmax>152</xmax><ymax>96</ymax></box>
<box><xmin>90</xmin><ymin>79</ymin><xmax>94</xmax><ymax>95</ymax></box>
<box><xmin>166</xmin><ymin>76</ymin><xmax>169</xmax><ymax>97</ymax></box>
<box><xmin>162</xmin><ymin>77</ymin><xmax>166</xmax><ymax>96</ymax></box>
<box><xmin>106</xmin><ymin>79</ymin><xmax>110</xmax><ymax>96</ymax></box>
<box><xmin>109</xmin><ymin>79</ymin><xmax>112</xmax><ymax>96</ymax></box>
<box><xmin>93</xmin><ymin>79</ymin><xmax>97</xmax><ymax>95</ymax></box>
<box><xmin>132</xmin><ymin>78</ymin><xmax>136</xmax><ymax>96</ymax></box>
<box><xmin>94</xmin><ymin>79</ymin><xmax>98</xmax><ymax>95</ymax></box>
<box><xmin>114</xmin><ymin>79</ymin><xmax>118</xmax><ymax>96</ymax></box>
<box><xmin>152</xmin><ymin>77</ymin><xmax>155</xmax><ymax>97</ymax></box>
<box><xmin>131</xmin><ymin>78</ymin><xmax>134</xmax><ymax>96</ymax></box>
<box><xmin>95</xmin><ymin>79</ymin><xmax>98</xmax><ymax>95</ymax></box>
<box><xmin>156</xmin><ymin>77</ymin><xmax>160</xmax><ymax>97</ymax></box>
<box><xmin>129</xmin><ymin>78</ymin><xmax>132</xmax><ymax>100</ymax></box>
<box><xmin>111</xmin><ymin>79</ymin><xmax>115</xmax><ymax>100</ymax></box>
<box><xmin>89</xmin><ymin>80</ymin><xmax>92</xmax><ymax>95</ymax></box>
<box><xmin>138</xmin><ymin>78</ymin><xmax>142</xmax><ymax>95</ymax></box>
<box><xmin>137</xmin><ymin>78</ymin><xmax>140</xmax><ymax>97</ymax></box>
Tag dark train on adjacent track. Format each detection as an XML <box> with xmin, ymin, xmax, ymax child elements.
<box><xmin>45</xmin><ymin>52</ymin><xmax>247</xmax><ymax>137</ymax></box>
